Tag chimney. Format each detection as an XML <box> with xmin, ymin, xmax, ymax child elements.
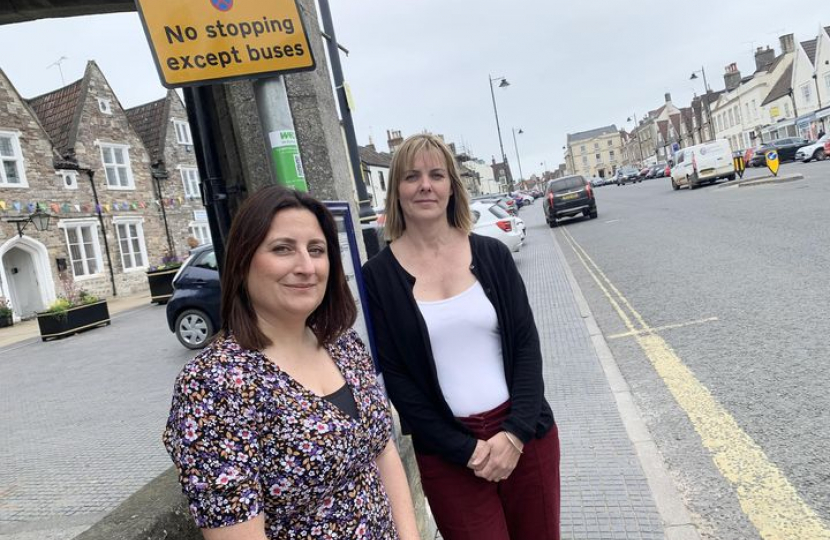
<box><xmin>665</xmin><ymin>92</ymin><xmax>672</xmax><ymax>103</ymax></box>
<box><xmin>754</xmin><ymin>46</ymin><xmax>775</xmax><ymax>71</ymax></box>
<box><xmin>386</xmin><ymin>129</ymin><xmax>403</xmax><ymax>154</ymax></box>
<box><xmin>723</xmin><ymin>63</ymin><xmax>742</xmax><ymax>91</ymax></box>
<box><xmin>779</xmin><ymin>33</ymin><xmax>795</xmax><ymax>54</ymax></box>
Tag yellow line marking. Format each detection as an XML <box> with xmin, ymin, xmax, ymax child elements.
<box><xmin>557</xmin><ymin>227</ymin><xmax>830</xmax><ymax>540</ymax></box>
<box><xmin>608</xmin><ymin>317</ymin><xmax>719</xmax><ymax>340</ymax></box>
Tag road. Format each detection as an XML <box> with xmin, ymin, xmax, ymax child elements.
<box><xmin>552</xmin><ymin>159</ymin><xmax>830</xmax><ymax>540</ymax></box>
<box><xmin>0</xmin><ymin>304</ymin><xmax>193</xmax><ymax>540</ymax></box>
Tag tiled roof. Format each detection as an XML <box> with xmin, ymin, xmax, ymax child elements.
<box><xmin>126</xmin><ymin>96</ymin><xmax>168</xmax><ymax>163</ymax></box>
<box><xmin>566</xmin><ymin>124</ymin><xmax>618</xmax><ymax>144</ymax></box>
<box><xmin>801</xmin><ymin>39</ymin><xmax>817</xmax><ymax>65</ymax></box>
<box><xmin>669</xmin><ymin>114</ymin><xmax>681</xmax><ymax>137</ymax></box>
<box><xmin>761</xmin><ymin>63</ymin><xmax>794</xmax><ymax>106</ymax></box>
<box><xmin>358</xmin><ymin>144</ymin><xmax>392</xmax><ymax>167</ymax></box>
<box><xmin>26</xmin><ymin>77</ymin><xmax>84</xmax><ymax>154</ymax></box>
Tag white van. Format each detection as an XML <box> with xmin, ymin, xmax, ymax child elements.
<box><xmin>670</xmin><ymin>139</ymin><xmax>736</xmax><ymax>190</ymax></box>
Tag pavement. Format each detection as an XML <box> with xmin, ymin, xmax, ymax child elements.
<box><xmin>512</xmin><ymin>207</ymin><xmax>700</xmax><ymax>540</ymax></box>
<box><xmin>0</xmin><ymin>211</ymin><xmax>701</xmax><ymax>540</ymax></box>
<box><xmin>0</xmin><ymin>293</ymin><xmax>152</xmax><ymax>350</ymax></box>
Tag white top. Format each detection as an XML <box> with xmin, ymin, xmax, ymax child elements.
<box><xmin>416</xmin><ymin>281</ymin><xmax>509</xmax><ymax>417</ymax></box>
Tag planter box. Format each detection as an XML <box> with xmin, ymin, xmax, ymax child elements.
<box><xmin>37</xmin><ymin>301</ymin><xmax>110</xmax><ymax>341</ymax></box>
<box><xmin>147</xmin><ymin>267</ymin><xmax>180</xmax><ymax>304</ymax></box>
<box><xmin>0</xmin><ymin>313</ymin><xmax>12</xmax><ymax>328</ymax></box>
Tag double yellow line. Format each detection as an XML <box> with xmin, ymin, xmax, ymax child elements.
<box><xmin>557</xmin><ymin>227</ymin><xmax>830</xmax><ymax>540</ymax></box>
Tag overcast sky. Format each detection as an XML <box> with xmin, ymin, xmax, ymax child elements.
<box><xmin>0</xmin><ymin>0</ymin><xmax>823</xmax><ymax>178</ymax></box>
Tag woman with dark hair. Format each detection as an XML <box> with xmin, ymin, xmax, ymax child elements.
<box><xmin>164</xmin><ymin>186</ymin><xmax>418</xmax><ymax>540</ymax></box>
<box><xmin>362</xmin><ymin>134</ymin><xmax>560</xmax><ymax>540</ymax></box>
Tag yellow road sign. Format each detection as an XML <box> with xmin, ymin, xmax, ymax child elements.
<box><xmin>765</xmin><ymin>150</ymin><xmax>780</xmax><ymax>176</ymax></box>
<box><xmin>135</xmin><ymin>0</ymin><xmax>315</xmax><ymax>88</ymax></box>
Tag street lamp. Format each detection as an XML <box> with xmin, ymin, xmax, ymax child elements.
<box><xmin>4</xmin><ymin>208</ymin><xmax>55</xmax><ymax>237</ymax></box>
<box><xmin>512</xmin><ymin>128</ymin><xmax>524</xmax><ymax>187</ymax></box>
<box><xmin>488</xmin><ymin>74</ymin><xmax>511</xmax><ymax>189</ymax></box>
<box><xmin>691</xmin><ymin>67</ymin><xmax>715</xmax><ymax>140</ymax></box>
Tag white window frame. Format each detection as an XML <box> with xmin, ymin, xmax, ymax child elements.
<box><xmin>113</xmin><ymin>217</ymin><xmax>148</xmax><ymax>272</ymax></box>
<box><xmin>173</xmin><ymin>119</ymin><xmax>193</xmax><ymax>145</ymax></box>
<box><xmin>188</xmin><ymin>221</ymin><xmax>212</xmax><ymax>246</ymax></box>
<box><xmin>98</xmin><ymin>142</ymin><xmax>135</xmax><ymax>190</ymax></box>
<box><xmin>0</xmin><ymin>130</ymin><xmax>28</xmax><ymax>187</ymax></box>
<box><xmin>97</xmin><ymin>98</ymin><xmax>113</xmax><ymax>115</ymax></box>
<box><xmin>180</xmin><ymin>166</ymin><xmax>201</xmax><ymax>199</ymax></box>
<box><xmin>57</xmin><ymin>169</ymin><xmax>78</xmax><ymax>190</ymax></box>
<box><xmin>59</xmin><ymin>219</ymin><xmax>103</xmax><ymax>280</ymax></box>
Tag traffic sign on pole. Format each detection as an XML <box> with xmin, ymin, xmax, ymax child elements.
<box><xmin>134</xmin><ymin>0</ymin><xmax>316</xmax><ymax>88</ymax></box>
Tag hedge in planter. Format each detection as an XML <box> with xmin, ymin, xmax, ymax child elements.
<box><xmin>0</xmin><ymin>296</ymin><xmax>12</xmax><ymax>328</ymax></box>
<box><xmin>37</xmin><ymin>300</ymin><xmax>110</xmax><ymax>341</ymax></box>
<box><xmin>37</xmin><ymin>272</ymin><xmax>111</xmax><ymax>341</ymax></box>
<box><xmin>147</xmin><ymin>267</ymin><xmax>180</xmax><ymax>304</ymax></box>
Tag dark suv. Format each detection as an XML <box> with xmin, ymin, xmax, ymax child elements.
<box><xmin>166</xmin><ymin>244</ymin><xmax>221</xmax><ymax>349</ymax></box>
<box><xmin>543</xmin><ymin>175</ymin><xmax>597</xmax><ymax>227</ymax></box>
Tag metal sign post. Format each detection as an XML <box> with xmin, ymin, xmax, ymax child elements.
<box><xmin>325</xmin><ymin>201</ymin><xmax>378</xmax><ymax>367</ymax></box>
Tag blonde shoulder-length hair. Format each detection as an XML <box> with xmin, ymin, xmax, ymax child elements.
<box><xmin>383</xmin><ymin>134</ymin><xmax>472</xmax><ymax>241</ymax></box>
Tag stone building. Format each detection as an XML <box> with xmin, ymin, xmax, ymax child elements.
<box><xmin>0</xmin><ymin>61</ymin><xmax>200</xmax><ymax>319</ymax></box>
<box><xmin>126</xmin><ymin>91</ymin><xmax>210</xmax><ymax>252</ymax></box>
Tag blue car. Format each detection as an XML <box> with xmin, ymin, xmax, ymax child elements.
<box><xmin>166</xmin><ymin>244</ymin><xmax>221</xmax><ymax>349</ymax></box>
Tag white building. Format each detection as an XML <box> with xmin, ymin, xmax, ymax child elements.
<box><xmin>463</xmin><ymin>158</ymin><xmax>500</xmax><ymax>194</ymax></box>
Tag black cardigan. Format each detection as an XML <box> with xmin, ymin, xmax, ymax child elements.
<box><xmin>361</xmin><ymin>233</ymin><xmax>554</xmax><ymax>466</ymax></box>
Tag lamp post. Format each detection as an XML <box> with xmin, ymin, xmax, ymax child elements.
<box><xmin>691</xmin><ymin>67</ymin><xmax>715</xmax><ymax>140</ymax></box>
<box><xmin>511</xmin><ymin>128</ymin><xmax>524</xmax><ymax>188</ymax></box>
<box><xmin>4</xmin><ymin>207</ymin><xmax>55</xmax><ymax>237</ymax></box>
<box><xmin>561</xmin><ymin>145</ymin><xmax>574</xmax><ymax>174</ymax></box>
<box><xmin>626</xmin><ymin>114</ymin><xmax>645</xmax><ymax>166</ymax></box>
<box><xmin>488</xmin><ymin>74</ymin><xmax>511</xmax><ymax>189</ymax></box>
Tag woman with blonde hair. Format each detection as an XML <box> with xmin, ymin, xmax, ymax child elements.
<box><xmin>362</xmin><ymin>134</ymin><xmax>560</xmax><ymax>539</ymax></box>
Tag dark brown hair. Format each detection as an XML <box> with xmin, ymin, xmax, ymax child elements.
<box><xmin>219</xmin><ymin>186</ymin><xmax>356</xmax><ymax>350</ymax></box>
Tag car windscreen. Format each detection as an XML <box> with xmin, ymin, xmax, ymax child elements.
<box><xmin>488</xmin><ymin>204</ymin><xmax>510</xmax><ymax>219</ymax></box>
<box><xmin>549</xmin><ymin>177</ymin><xmax>584</xmax><ymax>193</ymax></box>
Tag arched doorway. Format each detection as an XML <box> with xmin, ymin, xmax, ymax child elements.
<box><xmin>0</xmin><ymin>237</ymin><xmax>56</xmax><ymax>319</ymax></box>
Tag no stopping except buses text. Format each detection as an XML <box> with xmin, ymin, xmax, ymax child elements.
<box><xmin>162</xmin><ymin>17</ymin><xmax>306</xmax><ymax>72</ymax></box>
<box><xmin>166</xmin><ymin>43</ymin><xmax>306</xmax><ymax>71</ymax></box>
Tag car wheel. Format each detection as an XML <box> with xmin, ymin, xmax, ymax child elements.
<box><xmin>589</xmin><ymin>209</ymin><xmax>598</xmax><ymax>219</ymax></box>
<box><xmin>175</xmin><ymin>309</ymin><xmax>215</xmax><ymax>350</ymax></box>
<box><xmin>671</xmin><ymin>178</ymin><xmax>679</xmax><ymax>191</ymax></box>
<box><xmin>816</xmin><ymin>149</ymin><xmax>826</xmax><ymax>161</ymax></box>
<box><xmin>549</xmin><ymin>218</ymin><xmax>557</xmax><ymax>228</ymax></box>
<box><xmin>687</xmin><ymin>175</ymin><xmax>696</xmax><ymax>190</ymax></box>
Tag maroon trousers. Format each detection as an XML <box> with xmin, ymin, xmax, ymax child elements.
<box><xmin>415</xmin><ymin>402</ymin><xmax>561</xmax><ymax>540</ymax></box>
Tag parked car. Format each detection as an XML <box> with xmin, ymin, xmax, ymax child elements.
<box><xmin>543</xmin><ymin>175</ymin><xmax>597</xmax><ymax>227</ymax></box>
<box><xmin>646</xmin><ymin>163</ymin><xmax>666</xmax><ymax>179</ymax></box>
<box><xmin>166</xmin><ymin>244</ymin><xmax>220</xmax><ymax>349</ymax></box>
<box><xmin>750</xmin><ymin>137</ymin><xmax>812</xmax><ymax>165</ymax></box>
<box><xmin>616</xmin><ymin>166</ymin><xmax>641</xmax><ymax>185</ymax></box>
<box><xmin>637</xmin><ymin>166</ymin><xmax>651</xmax><ymax>179</ymax></box>
<box><xmin>470</xmin><ymin>201</ymin><xmax>523</xmax><ymax>252</ymax></box>
<box><xmin>670</xmin><ymin>139</ymin><xmax>735</xmax><ymax>190</ymax></box>
<box><xmin>795</xmin><ymin>134</ymin><xmax>829</xmax><ymax>162</ymax></box>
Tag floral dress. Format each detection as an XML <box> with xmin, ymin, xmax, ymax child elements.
<box><xmin>163</xmin><ymin>329</ymin><xmax>398</xmax><ymax>539</ymax></box>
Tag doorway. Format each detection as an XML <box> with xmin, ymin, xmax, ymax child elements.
<box><xmin>0</xmin><ymin>237</ymin><xmax>55</xmax><ymax>319</ymax></box>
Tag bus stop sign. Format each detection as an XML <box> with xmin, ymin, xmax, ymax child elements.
<box><xmin>134</xmin><ymin>0</ymin><xmax>316</xmax><ymax>88</ymax></box>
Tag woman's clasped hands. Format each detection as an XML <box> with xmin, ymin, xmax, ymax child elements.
<box><xmin>466</xmin><ymin>431</ymin><xmax>524</xmax><ymax>482</ymax></box>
